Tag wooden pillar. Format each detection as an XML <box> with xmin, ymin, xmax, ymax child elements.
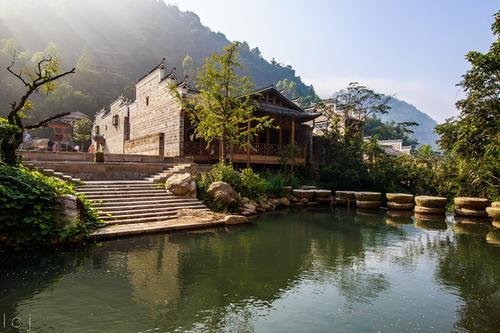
<box><xmin>291</xmin><ymin>117</ymin><xmax>295</xmax><ymax>174</ymax></box>
<box><xmin>246</xmin><ymin>120</ymin><xmax>251</xmax><ymax>167</ymax></box>
<box><xmin>278</xmin><ymin>118</ymin><xmax>283</xmax><ymax>148</ymax></box>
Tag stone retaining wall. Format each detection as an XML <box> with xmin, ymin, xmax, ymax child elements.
<box><xmin>124</xmin><ymin>133</ymin><xmax>164</xmax><ymax>156</ymax></box>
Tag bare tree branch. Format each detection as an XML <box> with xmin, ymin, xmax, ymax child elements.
<box><xmin>6</xmin><ymin>50</ymin><xmax>29</xmax><ymax>87</ymax></box>
<box><xmin>25</xmin><ymin>112</ymin><xmax>70</xmax><ymax>130</ymax></box>
<box><xmin>8</xmin><ymin>67</ymin><xmax>76</xmax><ymax>120</ymax></box>
<box><xmin>36</xmin><ymin>55</ymin><xmax>52</xmax><ymax>77</ymax></box>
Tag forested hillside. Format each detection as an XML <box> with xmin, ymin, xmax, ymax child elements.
<box><xmin>0</xmin><ymin>0</ymin><xmax>317</xmax><ymax>123</ymax></box>
<box><xmin>0</xmin><ymin>0</ymin><xmax>439</xmax><ymax>147</ymax></box>
<box><xmin>382</xmin><ymin>97</ymin><xmax>439</xmax><ymax>147</ymax></box>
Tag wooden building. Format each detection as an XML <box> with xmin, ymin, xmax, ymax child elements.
<box><xmin>93</xmin><ymin>60</ymin><xmax>320</xmax><ymax>167</ymax></box>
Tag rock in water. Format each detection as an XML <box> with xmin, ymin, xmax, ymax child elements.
<box><xmin>224</xmin><ymin>215</ymin><xmax>248</xmax><ymax>225</ymax></box>
<box><xmin>386</xmin><ymin>193</ymin><xmax>414</xmax><ymax>203</ymax></box>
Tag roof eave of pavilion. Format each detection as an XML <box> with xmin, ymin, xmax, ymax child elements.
<box><xmin>256</xmin><ymin>104</ymin><xmax>320</xmax><ymax>122</ymax></box>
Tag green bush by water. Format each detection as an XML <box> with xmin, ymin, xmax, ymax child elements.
<box><xmin>0</xmin><ymin>163</ymin><xmax>102</xmax><ymax>250</ymax></box>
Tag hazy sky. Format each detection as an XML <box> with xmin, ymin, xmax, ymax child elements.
<box><xmin>166</xmin><ymin>0</ymin><xmax>497</xmax><ymax>122</ymax></box>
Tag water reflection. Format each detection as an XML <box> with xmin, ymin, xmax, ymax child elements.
<box><xmin>0</xmin><ymin>209</ymin><xmax>499</xmax><ymax>332</ymax></box>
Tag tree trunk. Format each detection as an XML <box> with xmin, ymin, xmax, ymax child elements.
<box><xmin>220</xmin><ymin>129</ymin><xmax>227</xmax><ymax>164</ymax></box>
<box><xmin>1</xmin><ymin>130</ymin><xmax>23</xmax><ymax>165</ymax></box>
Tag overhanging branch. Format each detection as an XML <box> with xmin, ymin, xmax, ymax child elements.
<box><xmin>25</xmin><ymin>112</ymin><xmax>70</xmax><ymax>130</ymax></box>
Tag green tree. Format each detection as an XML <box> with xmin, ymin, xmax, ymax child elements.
<box><xmin>182</xmin><ymin>53</ymin><xmax>195</xmax><ymax>79</ymax></box>
<box><xmin>364</xmin><ymin>117</ymin><xmax>419</xmax><ymax>148</ymax></box>
<box><xmin>0</xmin><ymin>44</ymin><xmax>75</xmax><ymax>165</ymax></box>
<box><xmin>73</xmin><ymin>118</ymin><xmax>93</xmax><ymax>150</ymax></box>
<box><xmin>172</xmin><ymin>42</ymin><xmax>272</xmax><ymax>162</ymax></box>
<box><xmin>435</xmin><ymin>11</ymin><xmax>500</xmax><ymax>199</ymax></box>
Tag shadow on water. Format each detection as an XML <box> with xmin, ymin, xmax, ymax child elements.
<box><xmin>0</xmin><ymin>208</ymin><xmax>499</xmax><ymax>332</ymax></box>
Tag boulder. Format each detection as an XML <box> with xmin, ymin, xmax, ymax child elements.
<box><xmin>386</xmin><ymin>193</ymin><xmax>414</xmax><ymax>203</ymax></box>
<box><xmin>282</xmin><ymin>186</ymin><xmax>293</xmax><ymax>195</ymax></box>
<box><xmin>224</xmin><ymin>215</ymin><xmax>248</xmax><ymax>225</ymax></box>
<box><xmin>414</xmin><ymin>212</ymin><xmax>446</xmax><ymax>223</ymax></box>
<box><xmin>256</xmin><ymin>207</ymin><xmax>267</xmax><ymax>213</ymax></box>
<box><xmin>386</xmin><ymin>202</ymin><xmax>414</xmax><ymax>211</ymax></box>
<box><xmin>279</xmin><ymin>197</ymin><xmax>291</xmax><ymax>206</ymax></box>
<box><xmin>355</xmin><ymin>192</ymin><xmax>382</xmax><ymax>201</ymax></box>
<box><xmin>241</xmin><ymin>197</ymin><xmax>250</xmax><ymax>205</ymax></box>
<box><xmin>454</xmin><ymin>197</ymin><xmax>490</xmax><ymax>210</ymax></box>
<box><xmin>314</xmin><ymin>189</ymin><xmax>332</xmax><ymax>198</ymax></box>
<box><xmin>207</xmin><ymin>181</ymin><xmax>238</xmax><ymax>206</ymax></box>
<box><xmin>261</xmin><ymin>202</ymin><xmax>271</xmax><ymax>210</ymax></box>
<box><xmin>300</xmin><ymin>197</ymin><xmax>309</xmax><ymax>204</ymax></box>
<box><xmin>243</xmin><ymin>203</ymin><xmax>257</xmax><ymax>211</ymax></box>
<box><xmin>493</xmin><ymin>221</ymin><xmax>500</xmax><ymax>229</ymax></box>
<box><xmin>335</xmin><ymin>191</ymin><xmax>356</xmax><ymax>200</ymax></box>
<box><xmin>165</xmin><ymin>173</ymin><xmax>196</xmax><ymax>198</ymax></box>
<box><xmin>356</xmin><ymin>200</ymin><xmax>381</xmax><ymax>209</ymax></box>
<box><xmin>414</xmin><ymin>205</ymin><xmax>446</xmax><ymax>215</ymax></box>
<box><xmin>241</xmin><ymin>210</ymin><xmax>254</xmax><ymax>216</ymax></box>
<box><xmin>271</xmin><ymin>198</ymin><xmax>281</xmax><ymax>206</ymax></box>
<box><xmin>415</xmin><ymin>196</ymin><xmax>447</xmax><ymax>208</ymax></box>
<box><xmin>486</xmin><ymin>206</ymin><xmax>500</xmax><ymax>220</ymax></box>
<box><xmin>293</xmin><ymin>189</ymin><xmax>314</xmax><ymax>200</ymax></box>
<box><xmin>492</xmin><ymin>201</ymin><xmax>500</xmax><ymax>208</ymax></box>
<box><xmin>454</xmin><ymin>207</ymin><xmax>488</xmax><ymax>218</ymax></box>
<box><xmin>56</xmin><ymin>194</ymin><xmax>81</xmax><ymax>230</ymax></box>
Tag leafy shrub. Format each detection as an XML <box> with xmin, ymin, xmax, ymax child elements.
<box><xmin>264</xmin><ymin>173</ymin><xmax>286</xmax><ymax>196</ymax></box>
<box><xmin>239</xmin><ymin>167</ymin><xmax>266</xmax><ymax>199</ymax></box>
<box><xmin>195</xmin><ymin>161</ymin><xmax>267</xmax><ymax>212</ymax></box>
<box><xmin>0</xmin><ymin>163</ymin><xmax>102</xmax><ymax>250</ymax></box>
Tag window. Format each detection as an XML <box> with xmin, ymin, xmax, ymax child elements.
<box><xmin>146</xmin><ymin>96</ymin><xmax>150</xmax><ymax>106</ymax></box>
<box><xmin>95</xmin><ymin>126</ymin><xmax>100</xmax><ymax>135</ymax></box>
<box><xmin>112</xmin><ymin>114</ymin><xmax>119</xmax><ymax>126</ymax></box>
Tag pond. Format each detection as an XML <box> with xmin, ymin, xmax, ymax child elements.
<box><xmin>1</xmin><ymin>208</ymin><xmax>499</xmax><ymax>333</ymax></box>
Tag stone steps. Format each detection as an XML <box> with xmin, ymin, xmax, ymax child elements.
<box><xmin>76</xmin><ymin>178</ymin><xmax>209</xmax><ymax>230</ymax></box>
<box><xmin>94</xmin><ymin>198</ymin><xmax>201</xmax><ymax>209</ymax></box>
<box><xmin>91</xmin><ymin>219</ymin><xmax>224</xmax><ymax>239</ymax></box>
<box><xmin>103</xmin><ymin>207</ymin><xmax>210</xmax><ymax>225</ymax></box>
<box><xmin>24</xmin><ymin>163</ymin><xmax>81</xmax><ymax>184</ymax></box>
<box><xmin>77</xmin><ymin>184</ymin><xmax>158</xmax><ymax>191</ymax></box>
<box><xmin>144</xmin><ymin>163</ymin><xmax>192</xmax><ymax>183</ymax></box>
<box><xmin>99</xmin><ymin>204</ymin><xmax>207</xmax><ymax>216</ymax></box>
<box><xmin>84</xmin><ymin>190</ymin><xmax>167</xmax><ymax>199</ymax></box>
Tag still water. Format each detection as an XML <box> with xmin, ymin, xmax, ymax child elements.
<box><xmin>1</xmin><ymin>209</ymin><xmax>499</xmax><ymax>333</ymax></box>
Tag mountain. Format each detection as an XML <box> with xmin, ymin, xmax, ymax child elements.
<box><xmin>0</xmin><ymin>0</ymin><xmax>317</xmax><ymax>121</ymax></box>
<box><xmin>382</xmin><ymin>97</ymin><xmax>439</xmax><ymax>148</ymax></box>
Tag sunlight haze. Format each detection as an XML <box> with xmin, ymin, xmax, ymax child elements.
<box><xmin>168</xmin><ymin>0</ymin><xmax>498</xmax><ymax>122</ymax></box>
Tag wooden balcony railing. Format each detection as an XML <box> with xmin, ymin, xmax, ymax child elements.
<box><xmin>185</xmin><ymin>141</ymin><xmax>304</xmax><ymax>159</ymax></box>
<box><xmin>184</xmin><ymin>141</ymin><xmax>219</xmax><ymax>156</ymax></box>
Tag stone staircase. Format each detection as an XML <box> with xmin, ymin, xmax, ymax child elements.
<box><xmin>144</xmin><ymin>163</ymin><xmax>193</xmax><ymax>183</ymax></box>
<box><xmin>76</xmin><ymin>180</ymin><xmax>210</xmax><ymax>238</ymax></box>
<box><xmin>24</xmin><ymin>162</ymin><xmax>82</xmax><ymax>184</ymax></box>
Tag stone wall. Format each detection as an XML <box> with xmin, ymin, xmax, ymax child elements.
<box><xmin>130</xmin><ymin>70</ymin><xmax>185</xmax><ymax>157</ymax></box>
<box><xmin>124</xmin><ymin>133</ymin><xmax>164</xmax><ymax>156</ymax></box>
<box><xmin>93</xmin><ymin>97</ymin><xmax>128</xmax><ymax>154</ymax></box>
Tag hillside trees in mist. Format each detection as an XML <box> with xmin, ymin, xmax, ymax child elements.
<box><xmin>0</xmin><ymin>0</ymin><xmax>317</xmax><ymax>127</ymax></box>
